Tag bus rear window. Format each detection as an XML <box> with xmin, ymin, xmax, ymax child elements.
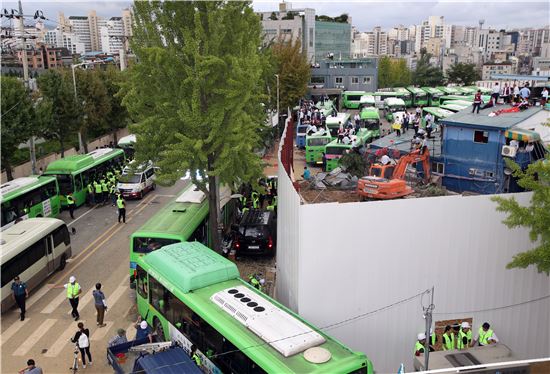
<box><xmin>347</xmin><ymin>95</ymin><xmax>362</xmax><ymax>101</ymax></box>
<box><xmin>55</xmin><ymin>174</ymin><xmax>73</xmax><ymax>195</ymax></box>
<box><xmin>132</xmin><ymin>237</ymin><xmax>180</xmax><ymax>253</ymax></box>
<box><xmin>308</xmin><ymin>138</ymin><xmax>330</xmax><ymax>147</ymax></box>
<box><xmin>326</xmin><ymin>147</ymin><xmax>347</xmax><ymax>155</ymax></box>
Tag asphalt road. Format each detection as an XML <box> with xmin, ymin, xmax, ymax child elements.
<box><xmin>1</xmin><ymin>180</ymin><xmax>189</xmax><ymax>373</ymax></box>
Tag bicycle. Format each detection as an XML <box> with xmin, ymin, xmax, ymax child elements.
<box><xmin>69</xmin><ymin>343</ymin><xmax>79</xmax><ymax>373</ymax></box>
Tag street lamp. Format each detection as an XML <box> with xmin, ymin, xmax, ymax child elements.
<box><xmin>274</xmin><ymin>74</ymin><xmax>280</xmax><ymax>139</ymax></box>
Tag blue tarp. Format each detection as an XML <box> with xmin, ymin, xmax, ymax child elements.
<box><xmin>133</xmin><ymin>347</ymin><xmax>203</xmax><ymax>374</ymax></box>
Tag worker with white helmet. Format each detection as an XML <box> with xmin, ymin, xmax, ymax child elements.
<box><xmin>414</xmin><ymin>333</ymin><xmax>426</xmax><ymax>356</ymax></box>
<box><xmin>457</xmin><ymin>321</ymin><xmax>472</xmax><ymax>350</ymax></box>
<box><xmin>53</xmin><ymin>276</ymin><xmax>82</xmax><ymax>321</ymax></box>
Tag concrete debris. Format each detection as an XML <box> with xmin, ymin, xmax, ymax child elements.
<box><xmin>312</xmin><ymin>168</ymin><xmax>356</xmax><ymax>190</ymax></box>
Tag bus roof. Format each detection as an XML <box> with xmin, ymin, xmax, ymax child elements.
<box><xmin>0</xmin><ymin>176</ymin><xmax>56</xmax><ymax>203</ymax></box>
<box><xmin>326</xmin><ymin>112</ymin><xmax>350</xmax><ymax>126</ymax></box>
<box><xmin>437</xmin><ymin>86</ymin><xmax>461</xmax><ymax>94</ymax></box>
<box><xmin>360</xmin><ymin>107</ymin><xmax>380</xmax><ymax>119</ymax></box>
<box><xmin>359</xmin><ymin>95</ymin><xmax>375</xmax><ymax>104</ymax></box>
<box><xmin>44</xmin><ymin>148</ymin><xmax>124</xmax><ymax>175</ymax></box>
<box><xmin>384</xmin><ymin>97</ymin><xmax>406</xmax><ymax>106</ymax></box>
<box><xmin>1</xmin><ymin>218</ymin><xmax>65</xmax><ymax>263</ymax></box>
<box><xmin>138</xmin><ymin>243</ymin><xmax>370</xmax><ymax>373</ymax></box>
<box><xmin>118</xmin><ymin>134</ymin><xmax>136</xmax><ymax>147</ymax></box>
<box><xmin>131</xmin><ymin>184</ymin><xmax>209</xmax><ymax>241</ymax></box>
<box><xmin>407</xmin><ymin>86</ymin><xmax>426</xmax><ymax>95</ymax></box>
<box><xmin>343</xmin><ymin>91</ymin><xmax>366</xmax><ymax>96</ymax></box>
<box><xmin>421</xmin><ymin>87</ymin><xmax>443</xmax><ymax>94</ymax></box>
<box><xmin>422</xmin><ymin>107</ymin><xmax>455</xmax><ymax>118</ymax></box>
<box><xmin>440</xmin><ymin>102</ymin><xmax>471</xmax><ymax>112</ymax></box>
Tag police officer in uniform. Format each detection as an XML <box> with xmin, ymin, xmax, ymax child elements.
<box><xmin>87</xmin><ymin>181</ymin><xmax>95</xmax><ymax>206</ymax></box>
<box><xmin>117</xmin><ymin>194</ymin><xmax>126</xmax><ymax>223</ymax></box>
<box><xmin>101</xmin><ymin>178</ymin><xmax>109</xmax><ymax>205</ymax></box>
<box><xmin>67</xmin><ymin>193</ymin><xmax>76</xmax><ymax>219</ymax></box>
<box><xmin>94</xmin><ymin>179</ymin><xmax>103</xmax><ymax>204</ymax></box>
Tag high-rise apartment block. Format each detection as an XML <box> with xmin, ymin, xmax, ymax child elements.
<box><xmin>352</xmin><ymin>27</ymin><xmax>388</xmax><ymax>57</ymax></box>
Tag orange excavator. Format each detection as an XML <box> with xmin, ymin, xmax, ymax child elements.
<box><xmin>357</xmin><ymin>148</ymin><xmax>431</xmax><ymax>200</ymax></box>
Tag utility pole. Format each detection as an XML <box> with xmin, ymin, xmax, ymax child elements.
<box><xmin>423</xmin><ymin>286</ymin><xmax>435</xmax><ymax>371</ymax></box>
<box><xmin>275</xmin><ymin>74</ymin><xmax>280</xmax><ymax>139</ymax></box>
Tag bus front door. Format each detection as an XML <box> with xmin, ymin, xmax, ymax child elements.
<box><xmin>45</xmin><ymin>236</ymin><xmax>56</xmax><ymax>274</ymax></box>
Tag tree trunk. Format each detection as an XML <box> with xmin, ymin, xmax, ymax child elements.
<box><xmin>82</xmin><ymin>131</ymin><xmax>89</xmax><ymax>153</ymax></box>
<box><xmin>207</xmin><ymin>157</ymin><xmax>222</xmax><ymax>253</ymax></box>
<box><xmin>3</xmin><ymin>158</ymin><xmax>14</xmax><ymax>181</ymax></box>
<box><xmin>59</xmin><ymin>137</ymin><xmax>65</xmax><ymax>158</ymax></box>
<box><xmin>112</xmin><ymin>129</ymin><xmax>118</xmax><ymax>145</ymax></box>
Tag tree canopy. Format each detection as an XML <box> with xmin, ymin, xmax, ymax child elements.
<box><xmin>1</xmin><ymin>77</ymin><xmax>35</xmax><ymax>180</ymax></box>
<box><xmin>492</xmin><ymin>132</ymin><xmax>550</xmax><ymax>274</ymax></box>
<box><xmin>412</xmin><ymin>50</ymin><xmax>445</xmax><ymax>87</ymax></box>
<box><xmin>446</xmin><ymin>63</ymin><xmax>480</xmax><ymax>86</ymax></box>
<box><xmin>124</xmin><ymin>1</ymin><xmax>265</xmax><ymax>251</ymax></box>
<box><xmin>378</xmin><ymin>56</ymin><xmax>411</xmax><ymax>88</ymax></box>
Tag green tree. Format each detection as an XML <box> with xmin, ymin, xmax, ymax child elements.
<box><xmin>412</xmin><ymin>50</ymin><xmax>445</xmax><ymax>87</ymax></box>
<box><xmin>378</xmin><ymin>56</ymin><xmax>392</xmax><ymax>88</ymax></box>
<box><xmin>271</xmin><ymin>38</ymin><xmax>310</xmax><ymax>111</ymax></box>
<box><xmin>1</xmin><ymin>77</ymin><xmax>35</xmax><ymax>180</ymax></box>
<box><xmin>124</xmin><ymin>1</ymin><xmax>265</xmax><ymax>252</ymax></box>
<box><xmin>492</xmin><ymin>140</ymin><xmax>550</xmax><ymax>274</ymax></box>
<box><xmin>101</xmin><ymin>66</ymin><xmax>130</xmax><ymax>143</ymax></box>
<box><xmin>446</xmin><ymin>63</ymin><xmax>480</xmax><ymax>86</ymax></box>
<box><xmin>37</xmin><ymin>69</ymin><xmax>82</xmax><ymax>156</ymax></box>
<box><xmin>390</xmin><ymin>58</ymin><xmax>411</xmax><ymax>87</ymax></box>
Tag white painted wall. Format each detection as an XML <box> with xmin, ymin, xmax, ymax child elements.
<box><xmin>277</xmin><ymin>146</ymin><xmax>550</xmax><ymax>373</ymax></box>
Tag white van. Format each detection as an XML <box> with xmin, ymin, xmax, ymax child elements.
<box><xmin>117</xmin><ymin>161</ymin><xmax>156</xmax><ymax>199</ymax></box>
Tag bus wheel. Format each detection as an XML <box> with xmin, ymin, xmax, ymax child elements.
<box><xmin>153</xmin><ymin>317</ymin><xmax>164</xmax><ymax>341</ymax></box>
<box><xmin>59</xmin><ymin>255</ymin><xmax>67</xmax><ymax>271</ymax></box>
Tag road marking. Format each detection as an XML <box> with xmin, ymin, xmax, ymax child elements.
<box><xmin>25</xmin><ymin>284</ymin><xmax>53</xmax><ymax>309</ymax></box>
<box><xmin>91</xmin><ymin>321</ymin><xmax>113</xmax><ymax>341</ymax></box>
<box><xmin>0</xmin><ymin>318</ymin><xmax>30</xmax><ymax>347</ymax></box>
<box><xmin>154</xmin><ymin>194</ymin><xmax>176</xmax><ymax>197</ymax></box>
<box><xmin>44</xmin><ymin>320</ymin><xmax>82</xmax><ymax>357</ymax></box>
<box><xmin>106</xmin><ymin>285</ymin><xmax>128</xmax><ymax>311</ymax></box>
<box><xmin>67</xmin><ymin>289</ymin><xmax>93</xmax><ymax>315</ymax></box>
<box><xmin>13</xmin><ymin>318</ymin><xmax>56</xmax><ymax>356</ymax></box>
<box><xmin>41</xmin><ymin>291</ymin><xmax>66</xmax><ymax>314</ymax></box>
<box><xmin>67</xmin><ymin>205</ymin><xmax>96</xmax><ymax>227</ymax></box>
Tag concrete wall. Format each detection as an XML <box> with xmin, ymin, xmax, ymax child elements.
<box><xmin>1</xmin><ymin>128</ymin><xmax>129</xmax><ymax>184</ymax></box>
<box><xmin>277</xmin><ymin>129</ymin><xmax>549</xmax><ymax>372</ymax></box>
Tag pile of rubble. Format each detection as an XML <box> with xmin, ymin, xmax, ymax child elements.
<box><xmin>311</xmin><ymin>167</ymin><xmax>358</xmax><ymax>190</ymax></box>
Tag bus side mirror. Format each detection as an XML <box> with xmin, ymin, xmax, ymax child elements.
<box><xmin>71</xmin><ymin>228</ymin><xmax>77</xmax><ymax>235</ymax></box>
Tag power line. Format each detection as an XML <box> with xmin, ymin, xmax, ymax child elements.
<box><xmin>433</xmin><ymin>294</ymin><xmax>550</xmax><ymax>315</ymax></box>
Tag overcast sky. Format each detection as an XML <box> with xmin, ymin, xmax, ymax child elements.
<box><xmin>2</xmin><ymin>1</ymin><xmax>548</xmax><ymax>31</ymax></box>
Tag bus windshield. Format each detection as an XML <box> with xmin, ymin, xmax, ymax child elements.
<box><xmin>55</xmin><ymin>175</ymin><xmax>73</xmax><ymax>195</ymax></box>
<box><xmin>346</xmin><ymin>95</ymin><xmax>362</xmax><ymax>101</ymax></box>
<box><xmin>364</xmin><ymin>120</ymin><xmax>380</xmax><ymax>130</ymax></box>
<box><xmin>133</xmin><ymin>237</ymin><xmax>180</xmax><ymax>254</ymax></box>
<box><xmin>326</xmin><ymin>147</ymin><xmax>348</xmax><ymax>156</ymax></box>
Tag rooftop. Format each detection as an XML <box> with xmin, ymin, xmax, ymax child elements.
<box><xmin>440</xmin><ymin>106</ymin><xmax>546</xmax><ymax>130</ymax></box>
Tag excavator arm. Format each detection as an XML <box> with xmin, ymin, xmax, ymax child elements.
<box><xmin>391</xmin><ymin>149</ymin><xmax>430</xmax><ymax>181</ymax></box>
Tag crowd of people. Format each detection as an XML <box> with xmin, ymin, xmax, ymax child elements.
<box><xmin>474</xmin><ymin>82</ymin><xmax>548</xmax><ymax>114</ymax></box>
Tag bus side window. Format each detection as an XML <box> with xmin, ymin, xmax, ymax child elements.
<box><xmin>53</xmin><ymin>225</ymin><xmax>70</xmax><ymax>247</ymax></box>
<box><xmin>135</xmin><ymin>266</ymin><xmax>148</xmax><ymax>298</ymax></box>
<box><xmin>74</xmin><ymin>174</ymin><xmax>83</xmax><ymax>192</ymax></box>
<box><xmin>45</xmin><ymin>236</ymin><xmax>53</xmax><ymax>254</ymax></box>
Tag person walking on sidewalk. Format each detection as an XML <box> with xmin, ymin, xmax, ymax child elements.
<box><xmin>71</xmin><ymin>322</ymin><xmax>92</xmax><ymax>368</ymax></box>
<box><xmin>117</xmin><ymin>194</ymin><xmax>126</xmax><ymax>223</ymax></box>
<box><xmin>92</xmin><ymin>283</ymin><xmax>107</xmax><ymax>327</ymax></box>
<box><xmin>11</xmin><ymin>276</ymin><xmax>28</xmax><ymax>321</ymax></box>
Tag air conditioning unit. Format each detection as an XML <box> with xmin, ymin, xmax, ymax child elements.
<box><xmin>501</xmin><ymin>145</ymin><xmax>517</xmax><ymax>158</ymax></box>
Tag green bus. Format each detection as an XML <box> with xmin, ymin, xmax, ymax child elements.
<box><xmin>129</xmin><ymin>182</ymin><xmax>234</xmax><ymax>277</ymax></box>
<box><xmin>439</xmin><ymin>100</ymin><xmax>472</xmax><ymax>113</ymax></box>
<box><xmin>358</xmin><ymin>95</ymin><xmax>375</xmax><ymax>110</ymax></box>
<box><xmin>135</xmin><ymin>242</ymin><xmax>374</xmax><ymax>374</ymax></box>
<box><xmin>1</xmin><ymin>176</ymin><xmax>61</xmax><ymax>230</ymax></box>
<box><xmin>421</xmin><ymin>107</ymin><xmax>454</xmax><ymax>127</ymax></box>
<box><xmin>324</xmin><ymin>128</ymin><xmax>372</xmax><ymax>172</ymax></box>
<box><xmin>476</xmin><ymin>86</ymin><xmax>492</xmax><ymax>95</ymax></box>
<box><xmin>305</xmin><ymin>131</ymin><xmax>332</xmax><ymax>165</ymax></box>
<box><xmin>458</xmin><ymin>86</ymin><xmax>477</xmax><ymax>95</ymax></box>
<box><xmin>43</xmin><ymin>148</ymin><xmax>125</xmax><ymax>207</ymax></box>
<box><xmin>407</xmin><ymin>86</ymin><xmax>429</xmax><ymax>106</ymax></box>
<box><xmin>326</xmin><ymin>112</ymin><xmax>351</xmax><ymax>138</ymax></box>
<box><xmin>342</xmin><ymin>91</ymin><xmax>366</xmax><ymax>109</ymax></box>
<box><xmin>359</xmin><ymin>107</ymin><xmax>380</xmax><ymax>136</ymax></box>
<box><xmin>437</xmin><ymin>86</ymin><xmax>461</xmax><ymax>96</ymax></box>
<box><xmin>117</xmin><ymin>134</ymin><xmax>136</xmax><ymax>160</ymax></box>
<box><xmin>421</xmin><ymin>87</ymin><xmax>444</xmax><ymax>106</ymax></box>
<box><xmin>316</xmin><ymin>99</ymin><xmax>336</xmax><ymax>117</ymax></box>
<box><xmin>383</xmin><ymin>97</ymin><xmax>406</xmax><ymax>122</ymax></box>
<box><xmin>438</xmin><ymin>95</ymin><xmax>490</xmax><ymax>106</ymax></box>
<box><xmin>372</xmin><ymin>91</ymin><xmax>399</xmax><ymax>108</ymax></box>
<box><xmin>394</xmin><ymin>87</ymin><xmax>413</xmax><ymax>107</ymax></box>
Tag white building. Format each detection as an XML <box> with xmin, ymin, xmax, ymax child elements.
<box><xmin>352</xmin><ymin>27</ymin><xmax>388</xmax><ymax>57</ymax></box>
<box><xmin>99</xmin><ymin>17</ymin><xmax>125</xmax><ymax>54</ymax></box>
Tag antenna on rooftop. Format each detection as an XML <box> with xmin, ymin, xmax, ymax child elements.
<box><xmin>478</xmin><ymin>19</ymin><xmax>485</xmax><ymax>30</ymax></box>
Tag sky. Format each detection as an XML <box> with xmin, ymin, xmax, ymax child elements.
<box><xmin>2</xmin><ymin>0</ymin><xmax>549</xmax><ymax>31</ymax></box>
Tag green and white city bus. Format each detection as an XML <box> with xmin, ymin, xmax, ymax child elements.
<box><xmin>305</xmin><ymin>131</ymin><xmax>332</xmax><ymax>165</ymax></box>
<box><xmin>359</xmin><ymin>107</ymin><xmax>380</xmax><ymax>137</ymax></box>
<box><xmin>407</xmin><ymin>86</ymin><xmax>429</xmax><ymax>106</ymax></box>
<box><xmin>383</xmin><ymin>98</ymin><xmax>406</xmax><ymax>122</ymax></box>
<box><xmin>135</xmin><ymin>242</ymin><xmax>374</xmax><ymax>374</ymax></box>
<box><xmin>394</xmin><ymin>87</ymin><xmax>413</xmax><ymax>107</ymax></box>
<box><xmin>421</xmin><ymin>107</ymin><xmax>454</xmax><ymax>127</ymax></box>
<box><xmin>43</xmin><ymin>148</ymin><xmax>125</xmax><ymax>207</ymax></box>
<box><xmin>324</xmin><ymin>129</ymin><xmax>372</xmax><ymax>172</ymax></box>
<box><xmin>421</xmin><ymin>87</ymin><xmax>444</xmax><ymax>107</ymax></box>
<box><xmin>439</xmin><ymin>100</ymin><xmax>472</xmax><ymax>113</ymax></box>
<box><xmin>129</xmin><ymin>183</ymin><xmax>234</xmax><ymax>277</ymax></box>
<box><xmin>437</xmin><ymin>86</ymin><xmax>461</xmax><ymax>96</ymax></box>
<box><xmin>325</xmin><ymin>112</ymin><xmax>351</xmax><ymax>138</ymax></box>
<box><xmin>342</xmin><ymin>91</ymin><xmax>367</xmax><ymax>109</ymax></box>
<box><xmin>358</xmin><ymin>95</ymin><xmax>376</xmax><ymax>110</ymax></box>
<box><xmin>1</xmin><ymin>176</ymin><xmax>61</xmax><ymax>230</ymax></box>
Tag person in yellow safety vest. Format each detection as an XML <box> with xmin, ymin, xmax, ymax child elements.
<box><xmin>248</xmin><ymin>274</ymin><xmax>264</xmax><ymax>292</ymax></box>
<box><xmin>457</xmin><ymin>321</ymin><xmax>472</xmax><ymax>350</ymax></box>
<box><xmin>472</xmin><ymin>322</ymin><xmax>499</xmax><ymax>346</ymax></box>
<box><xmin>239</xmin><ymin>196</ymin><xmax>247</xmax><ymax>209</ymax></box>
<box><xmin>266</xmin><ymin>198</ymin><xmax>275</xmax><ymax>211</ymax></box>
<box><xmin>66</xmin><ymin>193</ymin><xmax>76</xmax><ymax>219</ymax></box>
<box><xmin>94</xmin><ymin>180</ymin><xmax>103</xmax><ymax>204</ymax></box>
<box><xmin>87</xmin><ymin>182</ymin><xmax>95</xmax><ymax>206</ymax></box>
<box><xmin>101</xmin><ymin>179</ymin><xmax>109</xmax><ymax>205</ymax></box>
<box><xmin>109</xmin><ymin>184</ymin><xmax>117</xmax><ymax>206</ymax></box>
<box><xmin>117</xmin><ymin>195</ymin><xmax>126</xmax><ymax>223</ymax></box>
<box><xmin>251</xmin><ymin>191</ymin><xmax>260</xmax><ymax>209</ymax></box>
<box><xmin>414</xmin><ymin>333</ymin><xmax>426</xmax><ymax>356</ymax></box>
<box><xmin>110</xmin><ymin>175</ymin><xmax>116</xmax><ymax>187</ymax></box>
<box><xmin>429</xmin><ymin>328</ymin><xmax>437</xmax><ymax>351</ymax></box>
<box><xmin>441</xmin><ymin>325</ymin><xmax>455</xmax><ymax>351</ymax></box>
<box><xmin>53</xmin><ymin>276</ymin><xmax>82</xmax><ymax>321</ymax></box>
<box><xmin>190</xmin><ymin>345</ymin><xmax>201</xmax><ymax>367</ymax></box>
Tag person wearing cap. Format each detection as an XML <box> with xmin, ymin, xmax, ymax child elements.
<box><xmin>472</xmin><ymin>322</ymin><xmax>499</xmax><ymax>346</ymax></box>
<box><xmin>190</xmin><ymin>344</ymin><xmax>202</xmax><ymax>367</ymax></box>
<box><xmin>135</xmin><ymin>319</ymin><xmax>153</xmax><ymax>343</ymax></box>
<box><xmin>108</xmin><ymin>328</ymin><xmax>128</xmax><ymax>347</ymax></box>
<box><xmin>18</xmin><ymin>358</ymin><xmax>42</xmax><ymax>374</ymax></box>
<box><xmin>11</xmin><ymin>275</ymin><xmax>29</xmax><ymax>321</ymax></box>
<box><xmin>414</xmin><ymin>333</ymin><xmax>426</xmax><ymax>356</ymax></box>
<box><xmin>442</xmin><ymin>325</ymin><xmax>456</xmax><ymax>351</ymax></box>
<box><xmin>53</xmin><ymin>276</ymin><xmax>82</xmax><ymax>320</ymax></box>
<box><xmin>457</xmin><ymin>321</ymin><xmax>472</xmax><ymax>350</ymax></box>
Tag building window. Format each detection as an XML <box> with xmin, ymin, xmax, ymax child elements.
<box><xmin>281</xmin><ymin>29</ymin><xmax>292</xmax><ymax>35</ymax></box>
<box><xmin>473</xmin><ymin>130</ymin><xmax>489</xmax><ymax>144</ymax></box>
<box><xmin>432</xmin><ymin>162</ymin><xmax>444</xmax><ymax>174</ymax></box>
<box><xmin>335</xmin><ymin>76</ymin><xmax>343</xmax><ymax>85</ymax></box>
<box><xmin>351</xmin><ymin>77</ymin><xmax>359</xmax><ymax>84</ymax></box>
<box><xmin>311</xmin><ymin>76</ymin><xmax>325</xmax><ymax>84</ymax></box>
<box><xmin>309</xmin><ymin>28</ymin><xmax>313</xmax><ymax>48</ymax></box>
<box><xmin>363</xmin><ymin>76</ymin><xmax>372</xmax><ymax>84</ymax></box>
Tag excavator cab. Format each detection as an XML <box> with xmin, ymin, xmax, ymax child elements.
<box><xmin>369</xmin><ymin>164</ymin><xmax>395</xmax><ymax>180</ymax></box>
